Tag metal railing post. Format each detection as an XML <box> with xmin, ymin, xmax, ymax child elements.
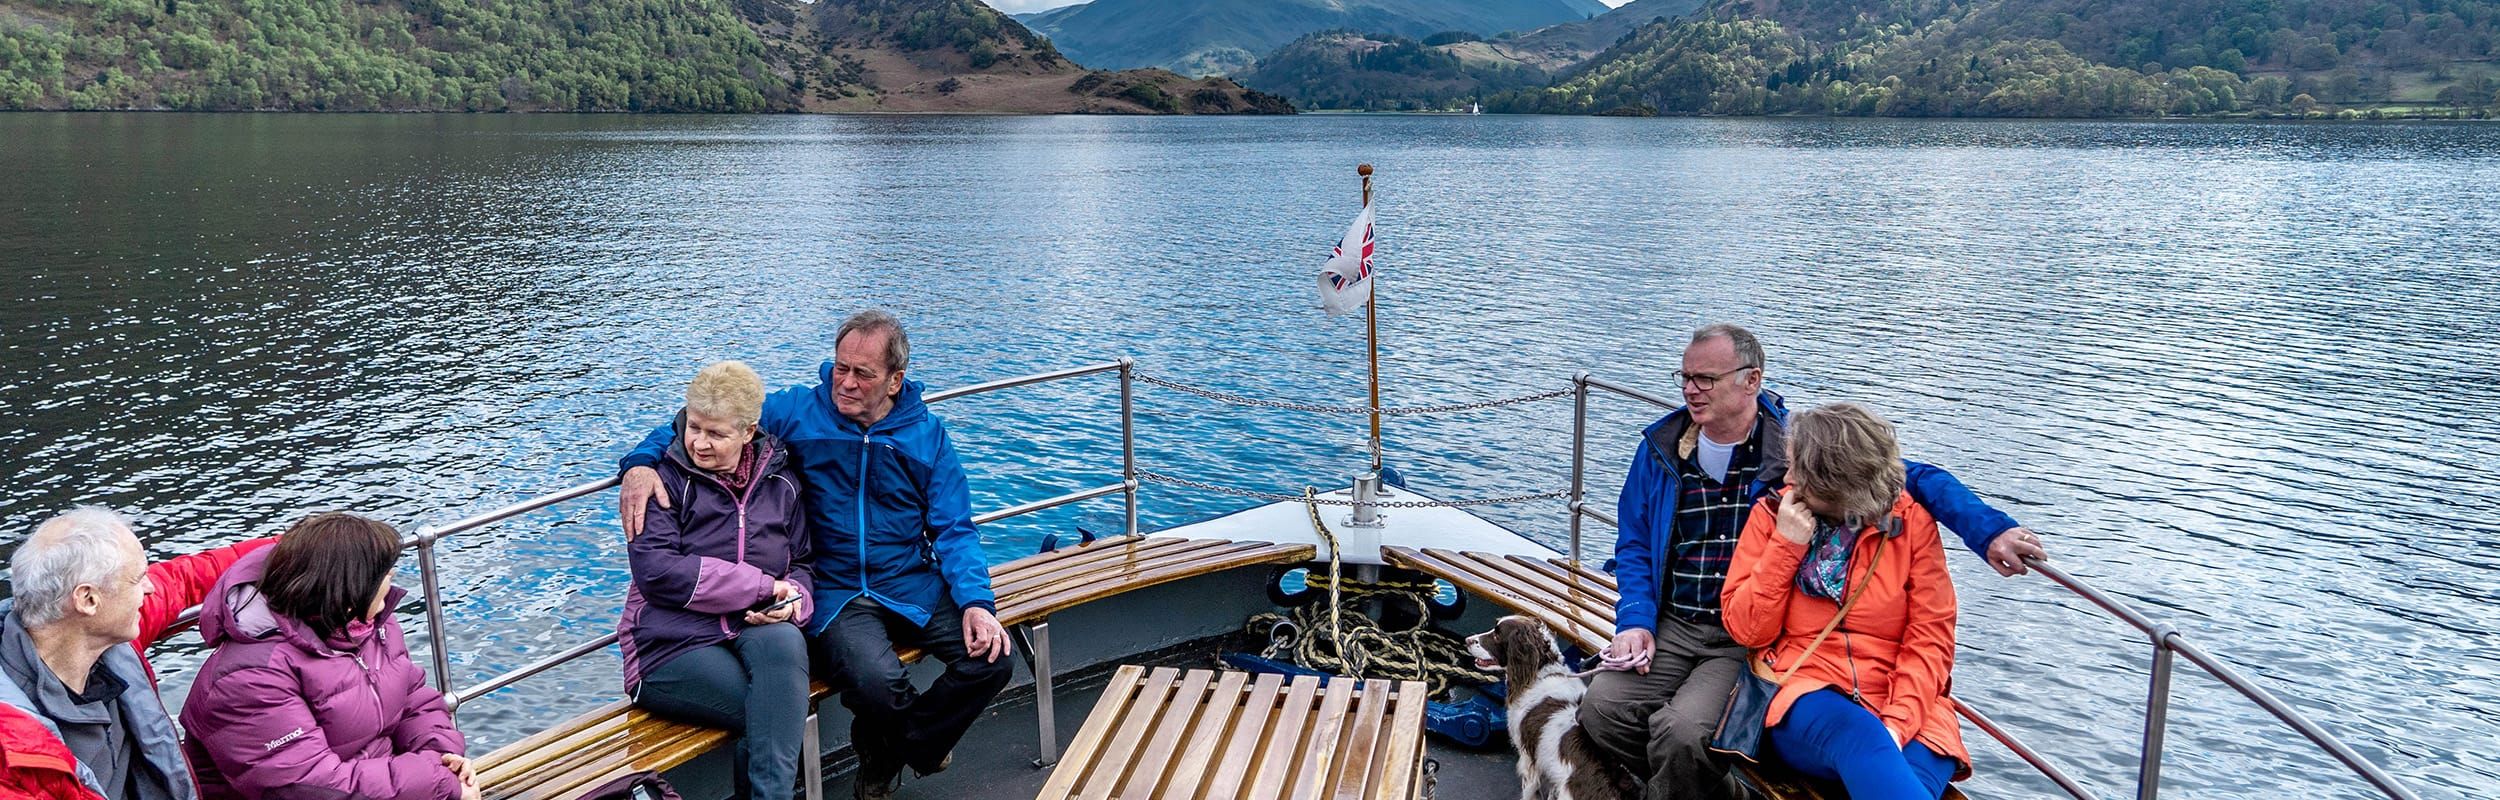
<box><xmin>2137</xmin><ymin>633</ymin><xmax>2177</xmax><ymax>800</ymax></box>
<box><xmin>1120</xmin><ymin>357</ymin><xmax>1139</xmax><ymax>538</ymax></box>
<box><xmin>1567</xmin><ymin>373</ymin><xmax>1589</xmax><ymax>568</ymax></box>
<box><xmin>415</xmin><ymin>526</ymin><xmax>456</xmax><ymax>704</ymax></box>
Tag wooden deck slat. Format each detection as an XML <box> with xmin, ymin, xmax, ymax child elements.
<box><xmin>1374</xmin><ymin>682</ymin><xmax>1429</xmax><ymax>800</ymax></box>
<box><xmin>1245</xmin><ymin>675</ymin><xmax>1322</xmax><ymax>799</ymax></box>
<box><xmin>1203</xmin><ymin>672</ymin><xmax>1286</xmax><ymax>798</ymax></box>
<box><xmin>1329</xmin><ymin>679</ymin><xmax>1391</xmax><ymax>799</ymax></box>
<box><xmin>1039</xmin><ymin>665</ymin><xmax>1148</xmax><ymax>799</ymax></box>
<box><xmin>1285</xmin><ymin>678</ymin><xmax>1359</xmax><ymax>800</ymax></box>
<box><xmin>1116</xmin><ymin>668</ymin><xmax>1213</xmax><ymax>799</ymax></box>
<box><xmin>1080</xmin><ymin>666</ymin><xmax>1182</xmax><ymax>800</ymax></box>
<box><xmin>1161</xmin><ymin>670</ymin><xmax>1249</xmax><ymax>800</ymax></box>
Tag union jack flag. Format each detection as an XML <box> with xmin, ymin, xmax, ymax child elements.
<box><xmin>1317</xmin><ymin>204</ymin><xmax>1376</xmax><ymax>316</ymax></box>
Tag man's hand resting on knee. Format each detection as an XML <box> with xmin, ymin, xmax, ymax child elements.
<box><xmin>1603</xmin><ymin>629</ymin><xmax>1655</xmax><ymax>674</ymax></box>
<box><xmin>963</xmin><ymin>607</ymin><xmax>1011</xmax><ymax>663</ymax></box>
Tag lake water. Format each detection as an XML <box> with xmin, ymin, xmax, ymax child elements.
<box><xmin>1</xmin><ymin>113</ymin><xmax>2494</xmax><ymax>799</ymax></box>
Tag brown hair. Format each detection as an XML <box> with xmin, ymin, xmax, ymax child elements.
<box><xmin>1787</xmin><ymin>403</ymin><xmax>1906</xmax><ymax>523</ymax></box>
<box><xmin>262</xmin><ymin>512</ymin><xmax>403</xmax><ymax>640</ymax></box>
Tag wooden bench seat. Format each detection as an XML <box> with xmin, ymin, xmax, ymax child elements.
<box><xmin>1378</xmin><ymin>546</ymin><xmax>1969</xmax><ymax>800</ymax></box>
<box><xmin>476</xmin><ymin>534</ymin><xmax>1318</xmax><ymax>800</ymax></box>
<box><xmin>1039</xmin><ymin>665</ymin><xmax>1429</xmax><ymax>800</ymax></box>
<box><xmin>1379</xmin><ymin>546</ymin><xmax>1618</xmax><ymax>654</ymax></box>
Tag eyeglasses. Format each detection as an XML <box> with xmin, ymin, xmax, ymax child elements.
<box><xmin>1674</xmin><ymin>366</ymin><xmax>1758</xmax><ymax>392</ymax></box>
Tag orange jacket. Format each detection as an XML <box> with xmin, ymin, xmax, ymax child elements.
<box><xmin>1721</xmin><ymin>491</ymin><xmax>1969</xmax><ymax>778</ymax></box>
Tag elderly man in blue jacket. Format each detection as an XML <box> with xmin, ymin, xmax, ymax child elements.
<box><xmin>621</xmin><ymin>310</ymin><xmax>1009</xmax><ymax>800</ymax></box>
<box><xmin>1583</xmin><ymin>323</ymin><xmax>2051</xmax><ymax>800</ymax></box>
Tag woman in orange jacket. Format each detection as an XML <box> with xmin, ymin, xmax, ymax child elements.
<box><xmin>1721</xmin><ymin>403</ymin><xmax>1969</xmax><ymax>800</ymax></box>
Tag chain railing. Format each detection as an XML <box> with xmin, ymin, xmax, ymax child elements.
<box><xmin>1133</xmin><ymin>373</ymin><xmax>1569</xmax><ymax>416</ymax></box>
<box><xmin>1134</xmin><ymin>468</ymin><xmax>1568</xmax><ymax>508</ymax></box>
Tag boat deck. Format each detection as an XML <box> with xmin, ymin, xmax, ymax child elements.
<box><xmin>808</xmin><ymin>639</ymin><xmax>1515</xmax><ymax>799</ymax></box>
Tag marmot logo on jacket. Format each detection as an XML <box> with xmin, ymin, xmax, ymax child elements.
<box><xmin>262</xmin><ymin>727</ymin><xmax>305</xmax><ymax>751</ymax></box>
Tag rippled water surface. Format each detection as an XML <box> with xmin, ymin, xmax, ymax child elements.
<box><xmin>2</xmin><ymin>114</ymin><xmax>2495</xmax><ymax>799</ymax></box>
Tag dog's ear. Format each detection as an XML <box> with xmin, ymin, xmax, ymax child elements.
<box><xmin>1501</xmin><ymin>616</ymin><xmax>1559</xmax><ymax>661</ymax></box>
<box><xmin>1495</xmin><ymin>616</ymin><xmax>1538</xmax><ymax>659</ymax></box>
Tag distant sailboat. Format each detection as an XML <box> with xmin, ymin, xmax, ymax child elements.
<box><xmin>1470</xmin><ymin>102</ymin><xmax>1482</xmax><ymax>115</ymax></box>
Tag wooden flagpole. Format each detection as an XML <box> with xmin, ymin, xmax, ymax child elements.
<box><xmin>1360</xmin><ymin>163</ymin><xmax>1381</xmax><ymax>472</ymax></box>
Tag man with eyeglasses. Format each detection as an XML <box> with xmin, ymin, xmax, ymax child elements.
<box><xmin>1579</xmin><ymin>323</ymin><xmax>2050</xmax><ymax>800</ymax></box>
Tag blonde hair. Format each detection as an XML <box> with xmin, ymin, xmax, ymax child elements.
<box><xmin>685</xmin><ymin>361</ymin><xmax>765</xmax><ymax>426</ymax></box>
<box><xmin>1787</xmin><ymin>403</ymin><xmax>1906</xmax><ymax>523</ymax></box>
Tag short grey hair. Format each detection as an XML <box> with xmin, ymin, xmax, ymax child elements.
<box><xmin>685</xmin><ymin>360</ymin><xmax>765</xmax><ymax>426</ymax></box>
<box><xmin>837</xmin><ymin>310</ymin><xmax>911</xmax><ymax>374</ymax></box>
<box><xmin>1691</xmin><ymin>323</ymin><xmax>1766</xmax><ymax>371</ymax></box>
<box><xmin>12</xmin><ymin>507</ymin><xmax>136</xmax><ymax>628</ymax></box>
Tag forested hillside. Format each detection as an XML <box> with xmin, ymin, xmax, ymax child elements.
<box><xmin>0</xmin><ymin>0</ymin><xmax>1293</xmax><ymax>112</ymax></box>
<box><xmin>1016</xmin><ymin>0</ymin><xmax>1610</xmax><ymax>75</ymax></box>
<box><xmin>1236</xmin><ymin>31</ymin><xmax>1547</xmax><ymax>110</ymax></box>
<box><xmin>1500</xmin><ymin>0</ymin><xmax>2500</xmax><ymax>116</ymax></box>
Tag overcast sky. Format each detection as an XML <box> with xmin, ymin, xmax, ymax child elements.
<box><xmin>982</xmin><ymin>0</ymin><xmax>1633</xmax><ymax>14</ymax></box>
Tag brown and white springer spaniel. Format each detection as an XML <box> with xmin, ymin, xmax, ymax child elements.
<box><xmin>1466</xmin><ymin>616</ymin><xmax>1637</xmax><ymax>800</ymax></box>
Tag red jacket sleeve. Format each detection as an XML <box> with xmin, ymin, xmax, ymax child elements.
<box><xmin>138</xmin><ymin>537</ymin><xmax>278</xmax><ymax>647</ymax></box>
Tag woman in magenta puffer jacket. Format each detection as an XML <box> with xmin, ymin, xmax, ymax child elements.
<box><xmin>180</xmin><ymin>512</ymin><xmax>475</xmax><ymax>800</ymax></box>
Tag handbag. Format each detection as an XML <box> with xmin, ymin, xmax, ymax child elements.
<box><xmin>578</xmin><ymin>770</ymin><xmax>684</xmax><ymax>800</ymax></box>
<box><xmin>1707</xmin><ymin>524</ymin><xmax>1889</xmax><ymax>764</ymax></box>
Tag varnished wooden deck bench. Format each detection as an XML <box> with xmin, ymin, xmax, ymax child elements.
<box><xmin>1039</xmin><ymin>665</ymin><xmax>1429</xmax><ymax>800</ymax></box>
<box><xmin>1378</xmin><ymin>546</ymin><xmax>1969</xmax><ymax>800</ymax></box>
<box><xmin>475</xmin><ymin>534</ymin><xmax>1318</xmax><ymax>800</ymax></box>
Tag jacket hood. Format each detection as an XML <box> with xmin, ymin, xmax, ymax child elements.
<box><xmin>198</xmin><ymin>548</ymin><xmax>404</xmax><ymax>656</ymax></box>
<box><xmin>816</xmin><ymin>361</ymin><xmax>929</xmax><ymax>434</ymax></box>
<box><xmin>662</xmin><ymin>410</ymin><xmax>790</xmax><ymax>479</ymax></box>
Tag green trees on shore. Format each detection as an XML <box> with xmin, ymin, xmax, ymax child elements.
<box><xmin>1</xmin><ymin>0</ymin><xmax>792</xmax><ymax>111</ymax></box>
<box><xmin>1492</xmin><ymin>0</ymin><xmax>2500</xmax><ymax>117</ymax></box>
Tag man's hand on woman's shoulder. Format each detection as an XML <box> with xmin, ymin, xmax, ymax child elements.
<box><xmin>619</xmin><ymin>466</ymin><xmax>672</xmax><ymax>540</ymax></box>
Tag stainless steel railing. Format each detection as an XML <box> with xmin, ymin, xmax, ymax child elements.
<box><xmin>400</xmin><ymin>359</ymin><xmax>1139</xmax><ymax>710</ymax></box>
<box><xmin>1559</xmin><ymin>372</ymin><xmax>2422</xmax><ymax>800</ymax></box>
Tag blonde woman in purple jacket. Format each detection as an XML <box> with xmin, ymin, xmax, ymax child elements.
<box><xmin>620</xmin><ymin>361</ymin><xmax>815</xmax><ymax>798</ymax></box>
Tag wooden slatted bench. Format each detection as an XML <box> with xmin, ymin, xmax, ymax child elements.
<box><xmin>476</xmin><ymin>534</ymin><xmax>1318</xmax><ymax>800</ymax></box>
<box><xmin>1039</xmin><ymin>665</ymin><xmax>1429</xmax><ymax>800</ymax></box>
<box><xmin>1377</xmin><ymin>546</ymin><xmax>1969</xmax><ymax>800</ymax></box>
<box><xmin>1379</xmin><ymin>546</ymin><xmax>1618</xmax><ymax>654</ymax></box>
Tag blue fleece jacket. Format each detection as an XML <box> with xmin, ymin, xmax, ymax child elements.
<box><xmin>624</xmin><ymin>366</ymin><xmax>993</xmax><ymax>632</ymax></box>
<box><xmin>1609</xmin><ymin>391</ymin><xmax>2020</xmax><ymax>635</ymax></box>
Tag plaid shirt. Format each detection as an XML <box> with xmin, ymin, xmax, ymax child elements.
<box><xmin>1665</xmin><ymin>423</ymin><xmax>1764</xmax><ymax>624</ymax></box>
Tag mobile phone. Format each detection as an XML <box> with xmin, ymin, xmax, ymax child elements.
<box><xmin>756</xmin><ymin>592</ymin><xmax>801</xmax><ymax>614</ymax></box>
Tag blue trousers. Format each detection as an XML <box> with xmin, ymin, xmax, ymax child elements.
<box><xmin>633</xmin><ymin>623</ymin><xmax>813</xmax><ymax>798</ymax></box>
<box><xmin>1768</xmin><ymin>689</ymin><xmax>1957</xmax><ymax>800</ymax></box>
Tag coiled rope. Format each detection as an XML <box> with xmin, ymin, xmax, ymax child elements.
<box><xmin>1242</xmin><ymin>488</ymin><xmax>1484</xmax><ymax>700</ymax></box>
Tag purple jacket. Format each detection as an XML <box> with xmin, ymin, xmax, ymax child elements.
<box><xmin>179</xmin><ymin>548</ymin><xmax>465</xmax><ymax>800</ymax></box>
<box><xmin>620</xmin><ymin>429</ymin><xmax>814</xmax><ymax>692</ymax></box>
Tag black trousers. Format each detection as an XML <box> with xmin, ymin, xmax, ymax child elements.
<box><xmin>811</xmin><ymin>597</ymin><xmax>1013</xmax><ymax>775</ymax></box>
<box><xmin>633</xmin><ymin>622</ymin><xmax>813</xmax><ymax>799</ymax></box>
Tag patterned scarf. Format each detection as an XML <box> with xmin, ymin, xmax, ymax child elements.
<box><xmin>1796</xmin><ymin>517</ymin><xmax>1863</xmax><ymax>601</ymax></box>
